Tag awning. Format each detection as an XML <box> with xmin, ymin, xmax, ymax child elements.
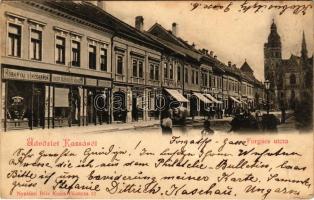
<box><xmin>241</xmin><ymin>100</ymin><xmax>248</xmax><ymax>105</ymax></box>
<box><xmin>193</xmin><ymin>92</ymin><xmax>212</xmax><ymax>103</ymax></box>
<box><xmin>230</xmin><ymin>96</ymin><xmax>241</xmax><ymax>104</ymax></box>
<box><xmin>55</xmin><ymin>88</ymin><xmax>69</xmax><ymax>107</ymax></box>
<box><xmin>165</xmin><ymin>88</ymin><xmax>189</xmax><ymax>102</ymax></box>
<box><xmin>204</xmin><ymin>94</ymin><xmax>222</xmax><ymax>104</ymax></box>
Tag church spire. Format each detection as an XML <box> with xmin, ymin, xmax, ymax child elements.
<box><xmin>301</xmin><ymin>31</ymin><xmax>308</xmax><ymax>59</ymax></box>
<box><xmin>267</xmin><ymin>19</ymin><xmax>281</xmax><ymax>48</ymax></box>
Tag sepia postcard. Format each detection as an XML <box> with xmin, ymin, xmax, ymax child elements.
<box><xmin>0</xmin><ymin>0</ymin><xmax>313</xmax><ymax>199</ymax></box>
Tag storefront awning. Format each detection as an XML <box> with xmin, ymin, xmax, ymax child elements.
<box><xmin>193</xmin><ymin>92</ymin><xmax>212</xmax><ymax>103</ymax></box>
<box><xmin>241</xmin><ymin>100</ymin><xmax>248</xmax><ymax>105</ymax></box>
<box><xmin>230</xmin><ymin>96</ymin><xmax>241</xmax><ymax>104</ymax></box>
<box><xmin>55</xmin><ymin>88</ymin><xmax>69</xmax><ymax>107</ymax></box>
<box><xmin>165</xmin><ymin>88</ymin><xmax>189</xmax><ymax>102</ymax></box>
<box><xmin>204</xmin><ymin>94</ymin><xmax>222</xmax><ymax>104</ymax></box>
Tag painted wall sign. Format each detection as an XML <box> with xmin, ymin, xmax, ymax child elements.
<box><xmin>3</xmin><ymin>68</ymin><xmax>50</xmax><ymax>82</ymax></box>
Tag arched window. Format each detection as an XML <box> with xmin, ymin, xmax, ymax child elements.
<box><xmin>290</xmin><ymin>74</ymin><xmax>296</xmax><ymax>85</ymax></box>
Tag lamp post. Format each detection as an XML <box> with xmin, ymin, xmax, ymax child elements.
<box><xmin>264</xmin><ymin>80</ymin><xmax>270</xmax><ymax>115</ymax></box>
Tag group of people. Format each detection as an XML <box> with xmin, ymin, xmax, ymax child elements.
<box><xmin>205</xmin><ymin>107</ymin><xmax>224</xmax><ymax>119</ymax></box>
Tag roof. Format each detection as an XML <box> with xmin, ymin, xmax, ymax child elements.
<box><xmin>240</xmin><ymin>61</ymin><xmax>254</xmax><ymax>74</ymax></box>
<box><xmin>26</xmin><ymin>1</ymin><xmax>163</xmax><ymax>51</ymax></box>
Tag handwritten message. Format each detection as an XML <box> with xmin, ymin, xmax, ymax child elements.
<box><xmin>190</xmin><ymin>1</ymin><xmax>313</xmax><ymax>15</ymax></box>
<box><xmin>0</xmin><ymin>133</ymin><xmax>313</xmax><ymax>199</ymax></box>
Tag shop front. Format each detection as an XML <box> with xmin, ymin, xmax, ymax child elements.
<box><xmin>131</xmin><ymin>86</ymin><xmax>144</xmax><ymax>122</ymax></box>
<box><xmin>2</xmin><ymin>68</ymin><xmax>50</xmax><ymax>131</ymax></box>
<box><xmin>1</xmin><ymin>67</ymin><xmax>112</xmax><ymax>131</ymax></box>
<box><xmin>84</xmin><ymin>78</ymin><xmax>111</xmax><ymax>126</ymax></box>
<box><xmin>192</xmin><ymin>92</ymin><xmax>211</xmax><ymax>116</ymax></box>
<box><xmin>112</xmin><ymin>86</ymin><xmax>128</xmax><ymax>123</ymax></box>
<box><xmin>51</xmin><ymin>74</ymin><xmax>84</xmax><ymax>128</ymax></box>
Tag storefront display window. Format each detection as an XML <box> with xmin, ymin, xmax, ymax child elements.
<box><xmin>7</xmin><ymin>81</ymin><xmax>45</xmax><ymax>130</ymax></box>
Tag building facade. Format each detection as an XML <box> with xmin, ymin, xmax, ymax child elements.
<box><xmin>0</xmin><ymin>1</ymin><xmax>265</xmax><ymax>131</ymax></box>
<box><xmin>264</xmin><ymin>20</ymin><xmax>313</xmax><ymax>110</ymax></box>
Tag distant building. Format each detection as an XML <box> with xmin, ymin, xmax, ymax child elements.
<box><xmin>264</xmin><ymin>19</ymin><xmax>313</xmax><ymax>110</ymax></box>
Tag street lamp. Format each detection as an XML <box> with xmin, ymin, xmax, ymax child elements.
<box><xmin>264</xmin><ymin>80</ymin><xmax>270</xmax><ymax>115</ymax></box>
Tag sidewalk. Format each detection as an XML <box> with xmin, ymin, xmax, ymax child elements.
<box><xmin>2</xmin><ymin>120</ymin><xmax>160</xmax><ymax>134</ymax></box>
<box><xmin>277</xmin><ymin>115</ymin><xmax>296</xmax><ymax>132</ymax></box>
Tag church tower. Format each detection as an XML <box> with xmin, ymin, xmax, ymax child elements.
<box><xmin>264</xmin><ymin>19</ymin><xmax>282</xmax><ymax>108</ymax></box>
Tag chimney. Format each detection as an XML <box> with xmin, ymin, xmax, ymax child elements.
<box><xmin>97</xmin><ymin>0</ymin><xmax>106</xmax><ymax>10</ymax></box>
<box><xmin>214</xmin><ymin>55</ymin><xmax>217</xmax><ymax>59</ymax></box>
<box><xmin>135</xmin><ymin>16</ymin><xmax>144</xmax><ymax>31</ymax></box>
<box><xmin>232</xmin><ymin>64</ymin><xmax>236</xmax><ymax>68</ymax></box>
<box><xmin>228</xmin><ymin>61</ymin><xmax>232</xmax><ymax>67</ymax></box>
<box><xmin>192</xmin><ymin>43</ymin><xmax>196</xmax><ymax>48</ymax></box>
<box><xmin>172</xmin><ymin>22</ymin><xmax>177</xmax><ymax>36</ymax></box>
<box><xmin>210</xmin><ymin>51</ymin><xmax>214</xmax><ymax>56</ymax></box>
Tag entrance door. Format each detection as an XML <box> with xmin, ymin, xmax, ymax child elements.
<box><xmin>70</xmin><ymin>87</ymin><xmax>80</xmax><ymax>126</ymax></box>
<box><xmin>87</xmin><ymin>89</ymin><xmax>96</xmax><ymax>125</ymax></box>
<box><xmin>32</xmin><ymin>84</ymin><xmax>45</xmax><ymax>128</ymax></box>
<box><xmin>113</xmin><ymin>91</ymin><xmax>126</xmax><ymax>122</ymax></box>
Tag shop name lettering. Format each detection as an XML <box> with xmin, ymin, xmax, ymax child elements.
<box><xmin>4</xmin><ymin>69</ymin><xmax>49</xmax><ymax>82</ymax></box>
<box><xmin>52</xmin><ymin>75</ymin><xmax>83</xmax><ymax>84</ymax></box>
<box><xmin>190</xmin><ymin>1</ymin><xmax>312</xmax><ymax>15</ymax></box>
<box><xmin>5</xmin><ymin>136</ymin><xmax>311</xmax><ymax>199</ymax></box>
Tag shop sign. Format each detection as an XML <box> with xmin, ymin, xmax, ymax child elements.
<box><xmin>85</xmin><ymin>78</ymin><xmax>97</xmax><ymax>86</ymax></box>
<box><xmin>52</xmin><ymin>74</ymin><xmax>84</xmax><ymax>85</ymax></box>
<box><xmin>98</xmin><ymin>79</ymin><xmax>112</xmax><ymax>88</ymax></box>
<box><xmin>3</xmin><ymin>68</ymin><xmax>50</xmax><ymax>82</ymax></box>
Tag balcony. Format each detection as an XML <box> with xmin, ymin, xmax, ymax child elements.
<box><xmin>163</xmin><ymin>79</ymin><xmax>176</xmax><ymax>87</ymax></box>
<box><xmin>148</xmin><ymin>79</ymin><xmax>160</xmax><ymax>87</ymax></box>
<box><xmin>115</xmin><ymin>73</ymin><xmax>125</xmax><ymax>82</ymax></box>
<box><xmin>131</xmin><ymin>76</ymin><xmax>145</xmax><ymax>85</ymax></box>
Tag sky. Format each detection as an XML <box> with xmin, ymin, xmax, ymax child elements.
<box><xmin>105</xmin><ymin>1</ymin><xmax>313</xmax><ymax>81</ymax></box>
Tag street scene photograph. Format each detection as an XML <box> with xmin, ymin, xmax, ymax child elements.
<box><xmin>0</xmin><ymin>0</ymin><xmax>313</xmax><ymax>135</ymax></box>
<box><xmin>1</xmin><ymin>1</ymin><xmax>314</xmax><ymax>200</ymax></box>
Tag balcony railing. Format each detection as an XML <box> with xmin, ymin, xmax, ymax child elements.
<box><xmin>131</xmin><ymin>76</ymin><xmax>145</xmax><ymax>85</ymax></box>
<box><xmin>163</xmin><ymin>79</ymin><xmax>176</xmax><ymax>87</ymax></box>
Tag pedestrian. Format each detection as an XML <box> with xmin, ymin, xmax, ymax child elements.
<box><xmin>202</xmin><ymin>118</ymin><xmax>214</xmax><ymax>134</ymax></box>
<box><xmin>161</xmin><ymin>110</ymin><xmax>173</xmax><ymax>134</ymax></box>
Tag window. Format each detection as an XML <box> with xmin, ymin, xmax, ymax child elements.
<box><xmin>89</xmin><ymin>45</ymin><xmax>96</xmax><ymax>69</ymax></box>
<box><xmin>177</xmin><ymin>66</ymin><xmax>181</xmax><ymax>81</ymax></box>
<box><xmin>211</xmin><ymin>76</ymin><xmax>215</xmax><ymax>88</ymax></box>
<box><xmin>185</xmin><ymin>68</ymin><xmax>188</xmax><ymax>83</ymax></box>
<box><xmin>196</xmin><ymin>71</ymin><xmax>199</xmax><ymax>85</ymax></box>
<box><xmin>132</xmin><ymin>59</ymin><xmax>144</xmax><ymax>78</ymax></box>
<box><xmin>202</xmin><ymin>73</ymin><xmax>207</xmax><ymax>87</ymax></box>
<box><xmin>56</xmin><ymin>36</ymin><xmax>65</xmax><ymax>64</ymax></box>
<box><xmin>164</xmin><ymin>63</ymin><xmax>168</xmax><ymax>78</ymax></box>
<box><xmin>100</xmin><ymin>48</ymin><xmax>107</xmax><ymax>71</ymax></box>
<box><xmin>155</xmin><ymin>64</ymin><xmax>159</xmax><ymax>80</ymax></box>
<box><xmin>8</xmin><ymin>24</ymin><xmax>21</xmax><ymax>57</ymax></box>
<box><xmin>139</xmin><ymin>61</ymin><xmax>143</xmax><ymax>78</ymax></box>
<box><xmin>133</xmin><ymin>60</ymin><xmax>138</xmax><ymax>77</ymax></box>
<box><xmin>117</xmin><ymin>55</ymin><xmax>123</xmax><ymax>74</ymax></box>
<box><xmin>150</xmin><ymin>64</ymin><xmax>154</xmax><ymax>80</ymax></box>
<box><xmin>30</xmin><ymin>29</ymin><xmax>42</xmax><ymax>60</ymax></box>
<box><xmin>71</xmin><ymin>41</ymin><xmax>80</xmax><ymax>67</ymax></box>
<box><xmin>290</xmin><ymin>74</ymin><xmax>296</xmax><ymax>85</ymax></box>
<box><xmin>192</xmin><ymin>70</ymin><xmax>195</xmax><ymax>84</ymax></box>
<box><xmin>169</xmin><ymin>64</ymin><xmax>173</xmax><ymax>79</ymax></box>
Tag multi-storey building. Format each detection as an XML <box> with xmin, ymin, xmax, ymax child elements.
<box><xmin>1</xmin><ymin>1</ymin><xmax>115</xmax><ymax>131</ymax></box>
<box><xmin>0</xmin><ymin>0</ymin><xmax>265</xmax><ymax>131</ymax></box>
